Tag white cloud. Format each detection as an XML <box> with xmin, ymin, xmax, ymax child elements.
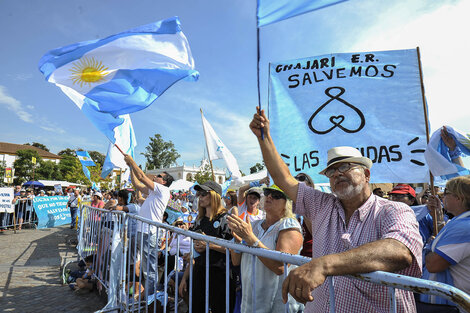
<box><xmin>40</xmin><ymin>125</ymin><xmax>66</xmax><ymax>134</ymax></box>
<box><xmin>13</xmin><ymin>73</ymin><xmax>33</xmax><ymax>81</ymax></box>
<box><xmin>0</xmin><ymin>85</ymin><xmax>33</xmax><ymax>123</ymax></box>
<box><xmin>26</xmin><ymin>105</ymin><xmax>34</xmax><ymax>110</ymax></box>
<box><xmin>349</xmin><ymin>0</ymin><xmax>470</xmax><ymax>132</ymax></box>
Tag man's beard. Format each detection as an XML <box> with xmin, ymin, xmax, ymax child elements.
<box><xmin>333</xmin><ymin>182</ymin><xmax>364</xmax><ymax>200</ymax></box>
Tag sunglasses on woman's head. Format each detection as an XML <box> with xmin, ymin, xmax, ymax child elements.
<box><xmin>263</xmin><ymin>189</ymin><xmax>286</xmax><ymax>200</ymax></box>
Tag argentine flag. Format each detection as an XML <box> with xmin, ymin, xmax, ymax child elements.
<box><xmin>101</xmin><ymin>115</ymin><xmax>137</xmax><ymax>179</ymax></box>
<box><xmin>76</xmin><ymin>150</ymin><xmax>96</xmax><ymax>167</ymax></box>
<box><xmin>257</xmin><ymin>0</ymin><xmax>348</xmax><ymax>27</ymax></box>
<box><xmin>424</xmin><ymin>126</ymin><xmax>470</xmax><ymax>179</ymax></box>
<box><xmin>39</xmin><ymin>16</ymin><xmax>198</xmax><ymax>117</ymax></box>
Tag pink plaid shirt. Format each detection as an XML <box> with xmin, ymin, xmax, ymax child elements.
<box><xmin>294</xmin><ymin>183</ymin><xmax>423</xmax><ymax>313</ymax></box>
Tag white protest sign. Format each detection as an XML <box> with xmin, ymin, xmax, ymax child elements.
<box><xmin>0</xmin><ymin>187</ymin><xmax>14</xmax><ymax>213</ymax></box>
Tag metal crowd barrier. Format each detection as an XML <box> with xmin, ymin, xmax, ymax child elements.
<box><xmin>77</xmin><ymin>206</ymin><xmax>470</xmax><ymax>313</ymax></box>
<box><xmin>0</xmin><ymin>198</ymin><xmax>38</xmax><ymax>231</ymax></box>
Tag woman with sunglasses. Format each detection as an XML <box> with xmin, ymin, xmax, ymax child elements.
<box><xmin>178</xmin><ymin>181</ymin><xmax>235</xmax><ymax>313</ymax></box>
<box><xmin>227</xmin><ymin>185</ymin><xmax>303</xmax><ymax>313</ymax></box>
<box><xmin>419</xmin><ymin>176</ymin><xmax>470</xmax><ymax>311</ymax></box>
<box><xmin>224</xmin><ymin>190</ymin><xmax>238</xmax><ymax>212</ymax></box>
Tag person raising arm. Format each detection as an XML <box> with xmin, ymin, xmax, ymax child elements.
<box><xmin>249</xmin><ymin>107</ymin><xmax>422</xmax><ymax>313</ymax></box>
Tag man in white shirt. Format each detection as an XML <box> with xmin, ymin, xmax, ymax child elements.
<box><xmin>124</xmin><ymin>154</ymin><xmax>174</xmax><ymax>294</ymax></box>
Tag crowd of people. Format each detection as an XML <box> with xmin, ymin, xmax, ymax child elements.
<box><xmin>66</xmin><ymin>108</ymin><xmax>467</xmax><ymax>313</ymax></box>
<box><xmin>4</xmin><ymin>109</ymin><xmax>469</xmax><ymax>313</ymax></box>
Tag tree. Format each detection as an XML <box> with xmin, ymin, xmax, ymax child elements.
<box><xmin>250</xmin><ymin>162</ymin><xmax>265</xmax><ymax>174</ymax></box>
<box><xmin>0</xmin><ymin>160</ymin><xmax>6</xmax><ymax>185</ymax></box>
<box><xmin>25</xmin><ymin>142</ymin><xmax>49</xmax><ymax>152</ymax></box>
<box><xmin>89</xmin><ymin>151</ymin><xmax>106</xmax><ymax>166</ymax></box>
<box><xmin>36</xmin><ymin>160</ymin><xmax>62</xmax><ymax>180</ymax></box>
<box><xmin>58</xmin><ymin>155</ymin><xmax>87</xmax><ymax>184</ymax></box>
<box><xmin>142</xmin><ymin>134</ymin><xmax>180</xmax><ymax>170</ymax></box>
<box><xmin>194</xmin><ymin>162</ymin><xmax>213</xmax><ymax>184</ymax></box>
<box><xmin>58</xmin><ymin>148</ymin><xmax>76</xmax><ymax>157</ymax></box>
<box><xmin>13</xmin><ymin>149</ymin><xmax>42</xmax><ymax>184</ymax></box>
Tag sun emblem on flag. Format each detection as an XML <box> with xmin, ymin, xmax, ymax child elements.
<box><xmin>69</xmin><ymin>57</ymin><xmax>109</xmax><ymax>87</ymax></box>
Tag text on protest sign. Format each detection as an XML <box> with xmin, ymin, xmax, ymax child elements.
<box><xmin>0</xmin><ymin>188</ymin><xmax>14</xmax><ymax>213</ymax></box>
<box><xmin>33</xmin><ymin>196</ymin><xmax>70</xmax><ymax>229</ymax></box>
<box><xmin>269</xmin><ymin>48</ymin><xmax>429</xmax><ymax>183</ymax></box>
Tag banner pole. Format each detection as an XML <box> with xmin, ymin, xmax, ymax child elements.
<box><xmin>417</xmin><ymin>46</ymin><xmax>439</xmax><ymax>236</ymax></box>
<box><xmin>256</xmin><ymin>21</ymin><xmax>264</xmax><ymax>140</ymax></box>
<box><xmin>200</xmin><ymin>108</ymin><xmax>216</xmax><ymax>181</ymax></box>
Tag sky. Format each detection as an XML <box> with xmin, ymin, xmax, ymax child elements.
<box><xmin>0</xmin><ymin>0</ymin><xmax>468</xmax><ymax>174</ymax></box>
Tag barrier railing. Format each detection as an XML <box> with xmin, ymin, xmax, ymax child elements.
<box><xmin>0</xmin><ymin>198</ymin><xmax>38</xmax><ymax>231</ymax></box>
<box><xmin>77</xmin><ymin>206</ymin><xmax>470</xmax><ymax>313</ymax></box>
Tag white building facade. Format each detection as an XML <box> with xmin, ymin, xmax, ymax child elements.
<box><xmin>146</xmin><ymin>159</ymin><xmax>226</xmax><ymax>185</ymax></box>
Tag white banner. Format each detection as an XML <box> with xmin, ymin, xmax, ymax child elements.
<box><xmin>0</xmin><ymin>187</ymin><xmax>14</xmax><ymax>213</ymax></box>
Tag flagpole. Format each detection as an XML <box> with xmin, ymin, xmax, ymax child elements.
<box><xmin>256</xmin><ymin>15</ymin><xmax>264</xmax><ymax>140</ymax></box>
<box><xmin>417</xmin><ymin>46</ymin><xmax>439</xmax><ymax>236</ymax></box>
<box><xmin>105</xmin><ymin>136</ymin><xmax>125</xmax><ymax>156</ymax></box>
<box><xmin>200</xmin><ymin>108</ymin><xmax>216</xmax><ymax>181</ymax></box>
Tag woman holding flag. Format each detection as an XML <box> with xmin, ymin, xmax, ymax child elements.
<box><xmin>420</xmin><ymin>176</ymin><xmax>470</xmax><ymax>312</ymax></box>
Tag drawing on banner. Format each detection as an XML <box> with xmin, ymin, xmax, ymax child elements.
<box><xmin>308</xmin><ymin>87</ymin><xmax>365</xmax><ymax>135</ymax></box>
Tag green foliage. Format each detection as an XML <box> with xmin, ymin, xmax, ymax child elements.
<box><xmin>58</xmin><ymin>148</ymin><xmax>76</xmax><ymax>157</ymax></box>
<box><xmin>194</xmin><ymin>163</ymin><xmax>213</xmax><ymax>184</ymax></box>
<box><xmin>13</xmin><ymin>149</ymin><xmax>42</xmax><ymax>184</ymax></box>
<box><xmin>250</xmin><ymin>162</ymin><xmax>265</xmax><ymax>174</ymax></box>
<box><xmin>142</xmin><ymin>134</ymin><xmax>180</xmax><ymax>170</ymax></box>
<box><xmin>36</xmin><ymin>160</ymin><xmax>62</xmax><ymax>180</ymax></box>
<box><xmin>58</xmin><ymin>155</ymin><xmax>87</xmax><ymax>184</ymax></box>
<box><xmin>25</xmin><ymin>142</ymin><xmax>49</xmax><ymax>152</ymax></box>
<box><xmin>0</xmin><ymin>160</ymin><xmax>6</xmax><ymax>185</ymax></box>
<box><xmin>89</xmin><ymin>151</ymin><xmax>105</xmax><ymax>166</ymax></box>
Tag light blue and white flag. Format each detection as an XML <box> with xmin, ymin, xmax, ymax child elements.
<box><xmin>257</xmin><ymin>0</ymin><xmax>348</xmax><ymax>27</ymax></box>
<box><xmin>421</xmin><ymin>210</ymin><xmax>470</xmax><ymax>306</ymax></box>
<box><xmin>101</xmin><ymin>115</ymin><xmax>137</xmax><ymax>179</ymax></box>
<box><xmin>221</xmin><ymin>177</ymin><xmax>232</xmax><ymax>197</ymax></box>
<box><xmin>201</xmin><ymin>111</ymin><xmax>243</xmax><ymax>185</ymax></box>
<box><xmin>269</xmin><ymin>49</ymin><xmax>429</xmax><ymax>184</ymax></box>
<box><xmin>76</xmin><ymin>150</ymin><xmax>96</xmax><ymax>167</ymax></box>
<box><xmin>76</xmin><ymin>150</ymin><xmax>96</xmax><ymax>183</ymax></box>
<box><xmin>424</xmin><ymin>126</ymin><xmax>470</xmax><ymax>179</ymax></box>
<box><xmin>38</xmin><ymin>16</ymin><xmax>198</xmax><ymax>119</ymax></box>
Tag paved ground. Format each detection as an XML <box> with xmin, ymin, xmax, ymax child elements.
<box><xmin>0</xmin><ymin>225</ymin><xmax>107</xmax><ymax>312</ymax></box>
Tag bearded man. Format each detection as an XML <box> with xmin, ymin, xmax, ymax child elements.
<box><xmin>249</xmin><ymin>108</ymin><xmax>423</xmax><ymax>313</ymax></box>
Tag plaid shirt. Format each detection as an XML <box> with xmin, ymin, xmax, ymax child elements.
<box><xmin>294</xmin><ymin>182</ymin><xmax>423</xmax><ymax>313</ymax></box>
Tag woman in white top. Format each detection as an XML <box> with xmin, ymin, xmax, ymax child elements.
<box><xmin>228</xmin><ymin>185</ymin><xmax>303</xmax><ymax>313</ymax></box>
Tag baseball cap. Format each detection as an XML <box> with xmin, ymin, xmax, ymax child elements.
<box><xmin>194</xmin><ymin>181</ymin><xmax>222</xmax><ymax>196</ymax></box>
<box><xmin>246</xmin><ymin>187</ymin><xmax>262</xmax><ymax>198</ymax></box>
<box><xmin>389</xmin><ymin>184</ymin><xmax>416</xmax><ymax>198</ymax></box>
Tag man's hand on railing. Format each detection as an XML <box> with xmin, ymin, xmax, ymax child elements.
<box><xmin>282</xmin><ymin>258</ymin><xmax>324</xmax><ymax>304</ymax></box>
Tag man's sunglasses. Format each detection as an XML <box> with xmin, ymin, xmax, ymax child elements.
<box><xmin>157</xmin><ymin>174</ymin><xmax>166</xmax><ymax>181</ymax></box>
<box><xmin>263</xmin><ymin>189</ymin><xmax>286</xmax><ymax>200</ymax></box>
